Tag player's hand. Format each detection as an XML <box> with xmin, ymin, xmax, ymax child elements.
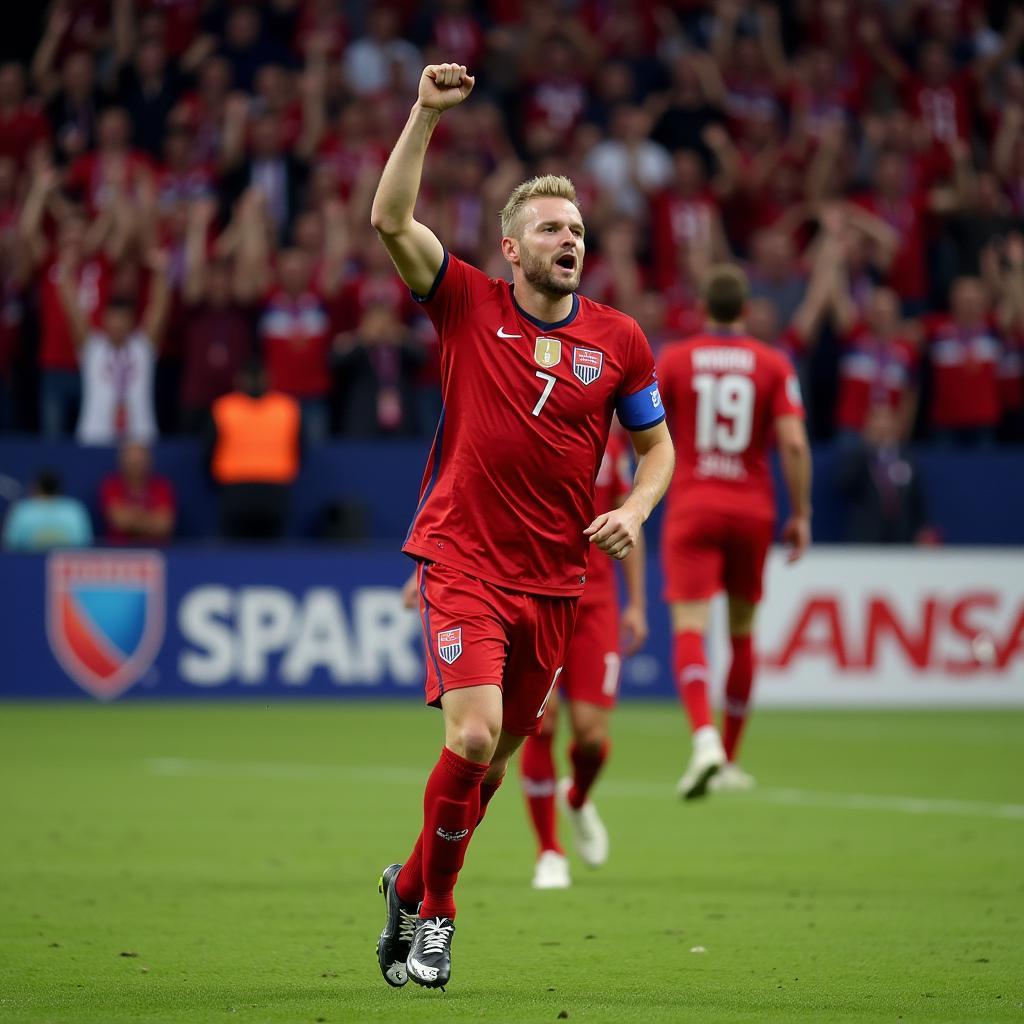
<box><xmin>585</xmin><ymin>505</ymin><xmax>642</xmax><ymax>560</ymax></box>
<box><xmin>781</xmin><ymin>514</ymin><xmax>811</xmax><ymax>564</ymax></box>
<box><xmin>620</xmin><ymin>604</ymin><xmax>649</xmax><ymax>657</ymax></box>
<box><xmin>417</xmin><ymin>64</ymin><xmax>475</xmax><ymax>113</ymax></box>
<box><xmin>400</xmin><ymin>572</ymin><xmax>418</xmax><ymax>610</ymax></box>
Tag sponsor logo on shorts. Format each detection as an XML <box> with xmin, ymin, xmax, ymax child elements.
<box><xmin>573</xmin><ymin>347</ymin><xmax>603</xmax><ymax>385</ymax></box>
<box><xmin>435</xmin><ymin>826</ymin><xmax>470</xmax><ymax>842</ymax></box>
<box><xmin>436</xmin><ymin>627</ymin><xmax>463</xmax><ymax>665</ymax></box>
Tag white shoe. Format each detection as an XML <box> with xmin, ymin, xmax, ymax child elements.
<box><xmin>708</xmin><ymin>762</ymin><xmax>756</xmax><ymax>793</ymax></box>
<box><xmin>532</xmin><ymin>850</ymin><xmax>571</xmax><ymax>890</ymax></box>
<box><xmin>676</xmin><ymin>726</ymin><xmax>726</xmax><ymax>800</ymax></box>
<box><xmin>557</xmin><ymin>777</ymin><xmax>609</xmax><ymax>867</ymax></box>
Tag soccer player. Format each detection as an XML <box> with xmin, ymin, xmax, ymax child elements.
<box><xmin>520</xmin><ymin>429</ymin><xmax>648</xmax><ymax>889</ymax></box>
<box><xmin>657</xmin><ymin>264</ymin><xmax>811</xmax><ymax>799</ymax></box>
<box><xmin>370</xmin><ymin>63</ymin><xmax>674</xmax><ymax>990</ymax></box>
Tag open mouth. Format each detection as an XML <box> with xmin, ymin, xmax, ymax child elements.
<box><xmin>555</xmin><ymin>253</ymin><xmax>576</xmax><ymax>271</ymax></box>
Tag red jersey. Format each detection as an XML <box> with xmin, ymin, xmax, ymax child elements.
<box><xmin>259</xmin><ymin>289</ymin><xmax>331</xmax><ymax>398</ymax></box>
<box><xmin>100</xmin><ymin>473</ymin><xmax>175</xmax><ymax>544</ymax></box>
<box><xmin>853</xmin><ymin>192</ymin><xmax>928</xmax><ymax>302</ymax></box>
<box><xmin>925</xmin><ymin>317</ymin><xmax>1002</xmax><ymax>429</ymax></box>
<box><xmin>404</xmin><ymin>252</ymin><xmax>663</xmax><ymax>597</ymax></box>
<box><xmin>585</xmin><ymin>431</ymin><xmax>633</xmax><ymax>600</ymax></box>
<box><xmin>836</xmin><ymin>325</ymin><xmax>918</xmax><ymax>432</ymax></box>
<box><xmin>658</xmin><ymin>330</ymin><xmax>804</xmax><ymax>523</ymax></box>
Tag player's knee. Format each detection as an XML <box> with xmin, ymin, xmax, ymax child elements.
<box><xmin>451</xmin><ymin>720</ymin><xmax>501</xmax><ymax>763</ymax></box>
<box><xmin>574</xmin><ymin>726</ymin><xmax>606</xmax><ymax>753</ymax></box>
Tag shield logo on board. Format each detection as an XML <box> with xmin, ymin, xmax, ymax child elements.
<box><xmin>46</xmin><ymin>551</ymin><xmax>166</xmax><ymax>700</ymax></box>
<box><xmin>573</xmin><ymin>347</ymin><xmax>604</xmax><ymax>385</ymax></box>
<box><xmin>534</xmin><ymin>337</ymin><xmax>562</xmax><ymax>368</ymax></box>
<box><xmin>436</xmin><ymin>627</ymin><xmax>463</xmax><ymax>665</ymax></box>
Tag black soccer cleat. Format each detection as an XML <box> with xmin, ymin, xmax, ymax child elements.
<box><xmin>406</xmin><ymin>916</ymin><xmax>455</xmax><ymax>990</ymax></box>
<box><xmin>376</xmin><ymin>863</ymin><xmax>418</xmax><ymax>987</ymax></box>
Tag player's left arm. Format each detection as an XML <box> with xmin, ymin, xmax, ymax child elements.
<box><xmin>618</xmin><ymin>518</ymin><xmax>648</xmax><ymax>656</ymax></box>
<box><xmin>586</xmin><ymin>420</ymin><xmax>674</xmax><ymax>560</ymax></box>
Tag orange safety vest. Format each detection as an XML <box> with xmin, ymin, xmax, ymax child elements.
<box><xmin>211</xmin><ymin>391</ymin><xmax>301</xmax><ymax>484</ymax></box>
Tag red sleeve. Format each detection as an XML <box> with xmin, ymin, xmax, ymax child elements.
<box><xmin>413</xmin><ymin>250</ymin><xmax>493</xmax><ymax>342</ymax></box>
<box><xmin>771</xmin><ymin>352</ymin><xmax>805</xmax><ymax>419</ymax></box>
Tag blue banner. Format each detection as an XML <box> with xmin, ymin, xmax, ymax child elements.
<box><xmin>0</xmin><ymin>548</ymin><xmax>675</xmax><ymax>701</ymax></box>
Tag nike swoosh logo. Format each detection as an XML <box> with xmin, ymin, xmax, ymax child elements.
<box><xmin>496</xmin><ymin>327</ymin><xmax>522</xmax><ymax>339</ymax></box>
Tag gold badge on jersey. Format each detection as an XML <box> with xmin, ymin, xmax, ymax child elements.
<box><xmin>534</xmin><ymin>337</ymin><xmax>562</xmax><ymax>368</ymax></box>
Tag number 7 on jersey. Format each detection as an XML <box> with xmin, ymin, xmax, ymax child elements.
<box><xmin>532</xmin><ymin>371</ymin><xmax>557</xmax><ymax>417</ymax></box>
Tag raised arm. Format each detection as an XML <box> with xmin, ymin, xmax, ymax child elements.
<box><xmin>141</xmin><ymin>249</ymin><xmax>172</xmax><ymax>347</ymax></box>
<box><xmin>54</xmin><ymin>256</ymin><xmax>90</xmax><ymax>350</ymax></box>
<box><xmin>775</xmin><ymin>414</ymin><xmax>812</xmax><ymax>562</ymax></box>
<box><xmin>369</xmin><ymin>63</ymin><xmax>474</xmax><ymax>296</ymax></box>
<box><xmin>183</xmin><ymin>197</ymin><xmax>216</xmax><ymax>305</ymax></box>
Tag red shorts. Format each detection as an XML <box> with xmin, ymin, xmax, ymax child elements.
<box><xmin>417</xmin><ymin>561</ymin><xmax>579</xmax><ymax>736</ymax></box>
<box><xmin>559</xmin><ymin>587</ymin><xmax>620</xmax><ymax>710</ymax></box>
<box><xmin>662</xmin><ymin>511</ymin><xmax>774</xmax><ymax>604</ymax></box>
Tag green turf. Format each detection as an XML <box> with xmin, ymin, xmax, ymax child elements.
<box><xmin>0</xmin><ymin>703</ymin><xmax>1021</xmax><ymax>1024</ymax></box>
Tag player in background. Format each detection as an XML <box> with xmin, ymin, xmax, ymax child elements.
<box><xmin>520</xmin><ymin>428</ymin><xmax>648</xmax><ymax>890</ymax></box>
<box><xmin>370</xmin><ymin>63</ymin><xmax>674</xmax><ymax>990</ymax></box>
<box><xmin>657</xmin><ymin>264</ymin><xmax>811</xmax><ymax>799</ymax></box>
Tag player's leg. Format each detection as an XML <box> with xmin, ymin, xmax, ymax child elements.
<box><xmin>559</xmin><ymin>699</ymin><xmax>612</xmax><ymax>867</ymax></box>
<box><xmin>520</xmin><ymin>692</ymin><xmax>569</xmax><ymax>888</ymax></box>
<box><xmin>403</xmin><ymin>684</ymin><xmax>501</xmax><ymax>989</ymax></box>
<box><xmin>709</xmin><ymin>596</ymin><xmax>758</xmax><ymax>792</ymax></box>
<box><xmin>380</xmin><ymin>563</ymin><xmax>506</xmax><ymax>990</ymax></box>
<box><xmin>710</xmin><ymin>517</ymin><xmax>773</xmax><ymax>792</ymax></box>
<box><xmin>669</xmin><ymin>598</ymin><xmax>726</xmax><ymax>798</ymax></box>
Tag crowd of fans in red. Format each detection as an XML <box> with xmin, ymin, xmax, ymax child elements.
<box><xmin>1</xmin><ymin>0</ymin><xmax>1024</xmax><ymax>447</ymax></box>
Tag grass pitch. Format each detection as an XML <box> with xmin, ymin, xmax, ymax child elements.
<box><xmin>0</xmin><ymin>702</ymin><xmax>1021</xmax><ymax>1024</ymax></box>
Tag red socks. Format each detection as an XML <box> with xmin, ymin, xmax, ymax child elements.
<box><xmin>723</xmin><ymin>634</ymin><xmax>754</xmax><ymax>762</ymax></box>
<box><xmin>674</xmin><ymin>630</ymin><xmax>712</xmax><ymax>732</ymax></box>
<box><xmin>520</xmin><ymin>732</ymin><xmax>562</xmax><ymax>854</ymax></box>
<box><xmin>567</xmin><ymin>741</ymin><xmax>609</xmax><ymax>810</ymax></box>
<box><xmin>395</xmin><ymin>746</ymin><xmax>488</xmax><ymax>919</ymax></box>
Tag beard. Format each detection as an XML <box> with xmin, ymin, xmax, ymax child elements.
<box><xmin>519</xmin><ymin>241</ymin><xmax>583</xmax><ymax>296</ymax></box>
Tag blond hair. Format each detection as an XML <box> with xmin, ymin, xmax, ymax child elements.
<box><xmin>499</xmin><ymin>175</ymin><xmax>578</xmax><ymax>238</ymax></box>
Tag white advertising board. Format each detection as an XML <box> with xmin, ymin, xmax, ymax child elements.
<box><xmin>705</xmin><ymin>548</ymin><xmax>1024</xmax><ymax>707</ymax></box>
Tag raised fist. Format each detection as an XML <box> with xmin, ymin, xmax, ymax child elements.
<box><xmin>417</xmin><ymin>64</ymin><xmax>475</xmax><ymax>113</ymax></box>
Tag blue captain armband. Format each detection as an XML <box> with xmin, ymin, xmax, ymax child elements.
<box><xmin>617</xmin><ymin>383</ymin><xmax>665</xmax><ymax>431</ymax></box>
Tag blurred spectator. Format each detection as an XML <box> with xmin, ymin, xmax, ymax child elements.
<box><xmin>2</xmin><ymin>469</ymin><xmax>92</xmax><ymax>550</ymax></box>
<box><xmin>0</xmin><ymin>62</ymin><xmax>49</xmax><ymax>170</ymax></box>
<box><xmin>837</xmin><ymin>404</ymin><xmax>929</xmax><ymax>545</ymax></box>
<box><xmin>584</xmin><ymin>104</ymin><xmax>673</xmax><ymax>218</ymax></box>
<box><xmin>334</xmin><ymin>302</ymin><xmax>423</xmax><ymax>437</ymax></box>
<box><xmin>99</xmin><ymin>441</ymin><xmax>175</xmax><ymax>544</ymax></box>
<box><xmin>178</xmin><ymin>198</ymin><xmax>253</xmax><ymax>432</ymax></box>
<box><xmin>746</xmin><ymin>228</ymin><xmax>807</xmax><ymax>327</ymax></box>
<box><xmin>831</xmin><ymin>285</ymin><xmax>920</xmax><ymax>443</ymax></box>
<box><xmin>923</xmin><ymin>276</ymin><xmax>1002</xmax><ymax>446</ymax></box>
<box><xmin>19</xmin><ymin>168</ymin><xmax>123</xmax><ymax>436</ymax></box>
<box><xmin>57</xmin><ymin>248</ymin><xmax>170</xmax><ymax>446</ymax></box>
<box><xmin>207</xmin><ymin>362</ymin><xmax>301</xmax><ymax>541</ymax></box>
<box><xmin>342</xmin><ymin>6</ymin><xmax>421</xmax><ymax>98</ymax></box>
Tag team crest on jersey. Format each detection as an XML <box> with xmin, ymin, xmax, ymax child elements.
<box><xmin>436</xmin><ymin>627</ymin><xmax>463</xmax><ymax>665</ymax></box>
<box><xmin>46</xmin><ymin>551</ymin><xmax>166</xmax><ymax>700</ymax></box>
<box><xmin>534</xmin><ymin>337</ymin><xmax>562</xmax><ymax>368</ymax></box>
<box><xmin>573</xmin><ymin>347</ymin><xmax>604</xmax><ymax>385</ymax></box>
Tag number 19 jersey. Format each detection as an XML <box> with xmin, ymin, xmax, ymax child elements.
<box><xmin>404</xmin><ymin>252</ymin><xmax>664</xmax><ymax>597</ymax></box>
<box><xmin>657</xmin><ymin>330</ymin><xmax>803</xmax><ymax>523</ymax></box>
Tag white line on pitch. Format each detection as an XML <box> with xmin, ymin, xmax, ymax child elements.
<box><xmin>145</xmin><ymin>758</ymin><xmax>1024</xmax><ymax>821</ymax></box>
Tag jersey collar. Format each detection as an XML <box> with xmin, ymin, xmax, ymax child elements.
<box><xmin>512</xmin><ymin>290</ymin><xmax>580</xmax><ymax>331</ymax></box>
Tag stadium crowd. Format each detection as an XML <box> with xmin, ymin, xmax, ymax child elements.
<box><xmin>1</xmin><ymin>0</ymin><xmax>1023</xmax><ymax>448</ymax></box>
